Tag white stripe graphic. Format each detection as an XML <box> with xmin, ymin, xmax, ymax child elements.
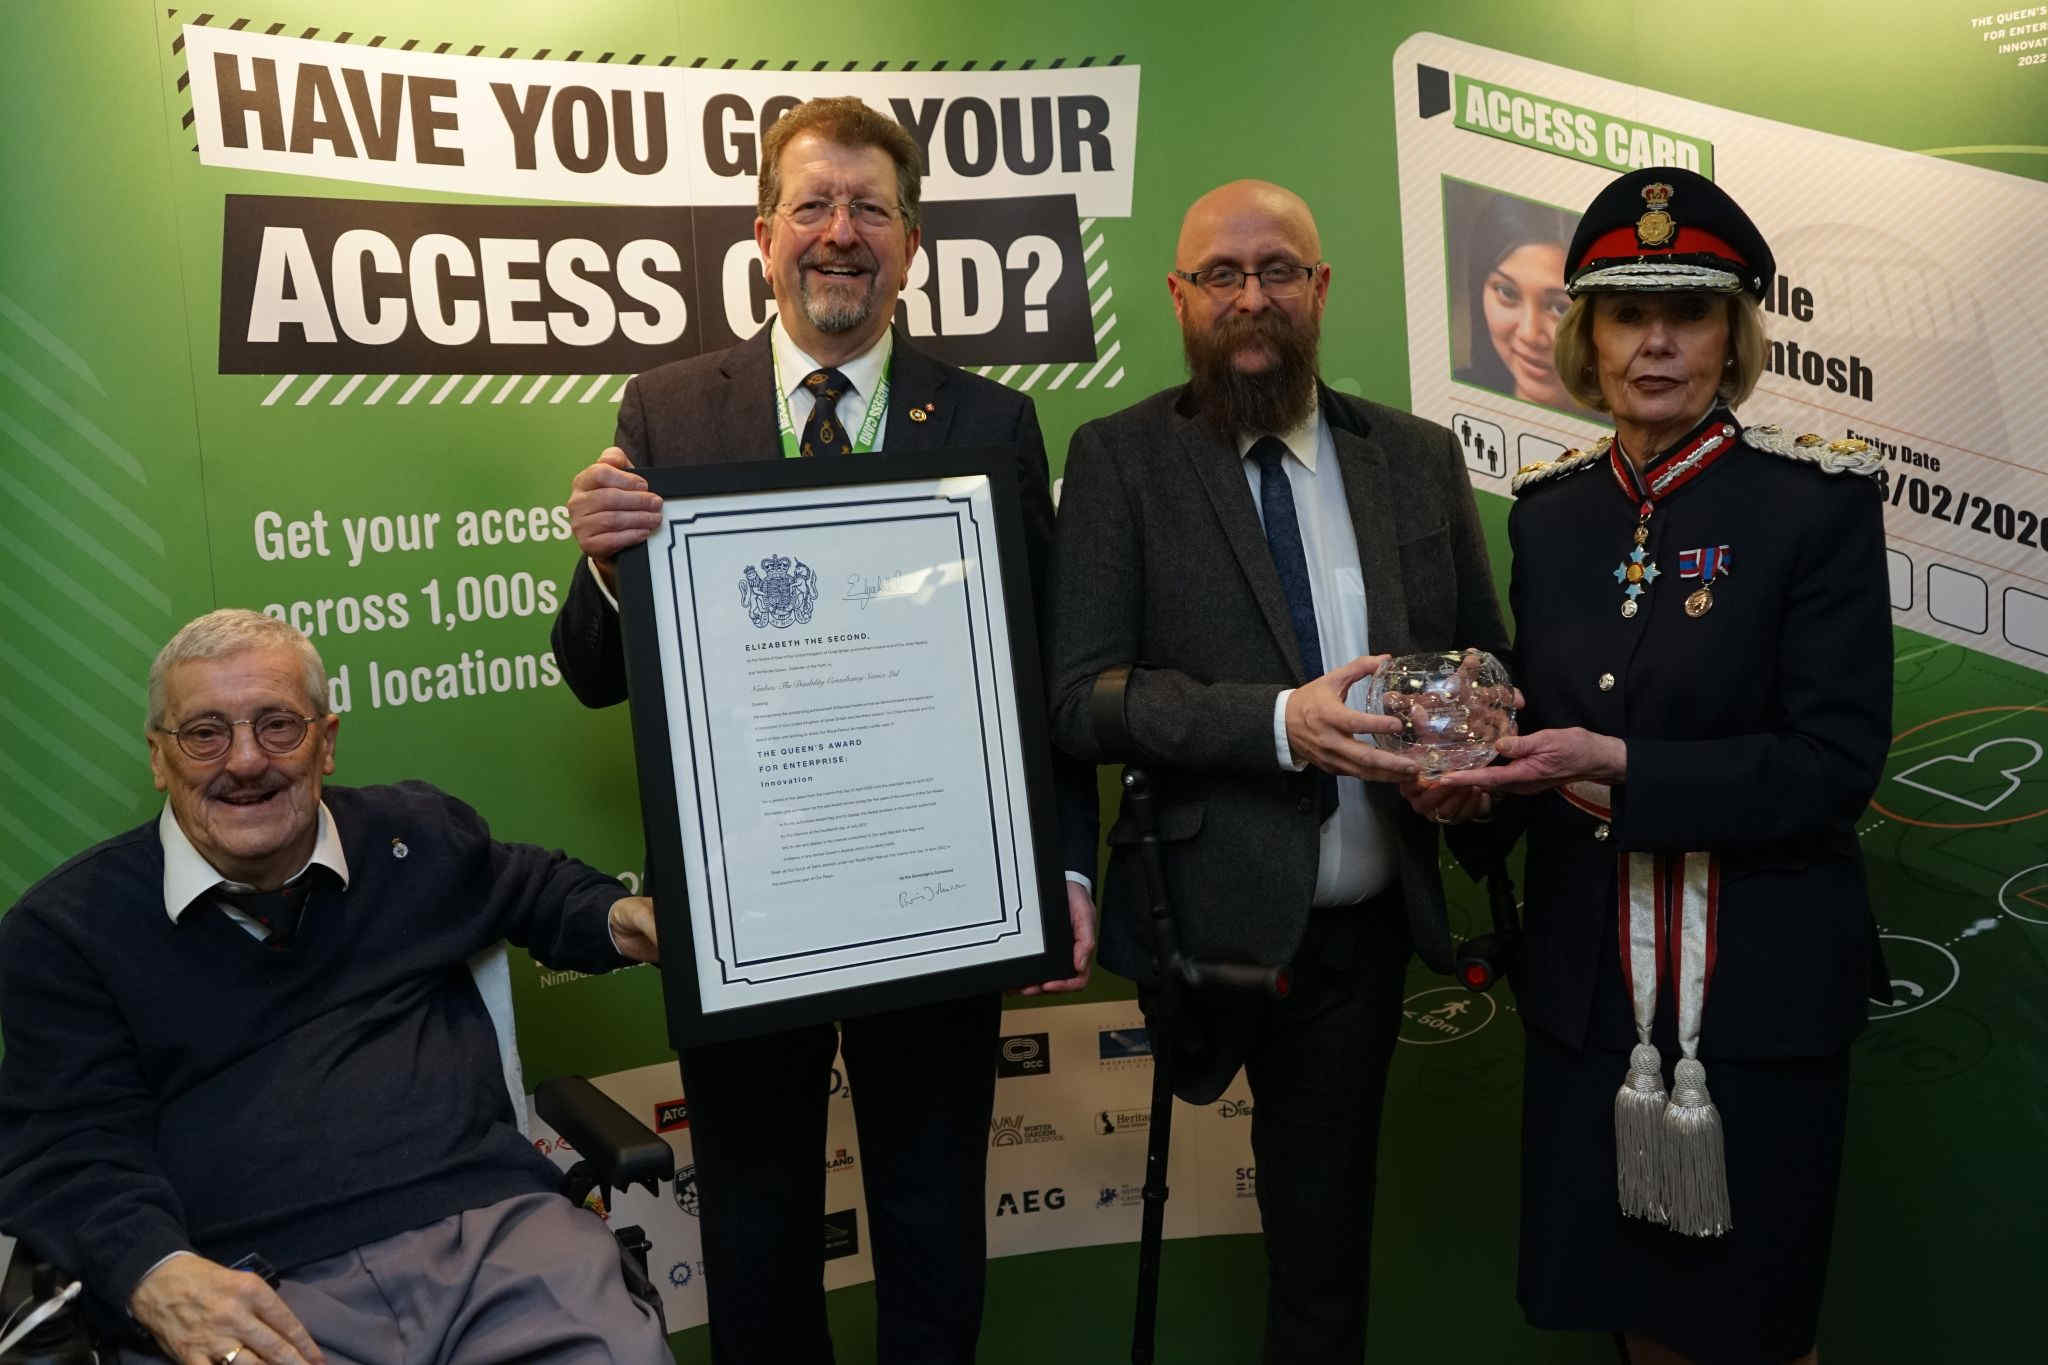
<box><xmin>329</xmin><ymin>375</ymin><xmax>366</xmax><ymax>404</ymax></box>
<box><xmin>295</xmin><ymin>375</ymin><xmax>332</xmax><ymax>405</ymax></box>
<box><xmin>365</xmin><ymin>375</ymin><xmax>400</xmax><ymax>405</ymax></box>
<box><xmin>260</xmin><ymin>375</ymin><xmax>298</xmax><ymax>406</ymax></box>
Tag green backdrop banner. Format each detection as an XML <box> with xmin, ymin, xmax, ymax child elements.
<box><xmin>2</xmin><ymin>2</ymin><xmax>2043</xmax><ymax>1359</ymax></box>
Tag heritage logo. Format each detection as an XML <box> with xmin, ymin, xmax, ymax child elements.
<box><xmin>996</xmin><ymin>1031</ymin><xmax>1052</xmax><ymax>1077</ymax></box>
<box><xmin>823</xmin><ymin>1208</ymin><xmax>861</xmax><ymax>1261</ymax></box>
<box><xmin>654</xmin><ymin>1098</ymin><xmax>690</xmax><ymax>1132</ymax></box>
<box><xmin>1095</xmin><ymin>1108</ymin><xmax>1151</xmax><ymax>1135</ymax></box>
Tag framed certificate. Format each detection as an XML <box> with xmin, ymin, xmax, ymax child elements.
<box><xmin>615</xmin><ymin>451</ymin><xmax>1073</xmax><ymax>1046</ymax></box>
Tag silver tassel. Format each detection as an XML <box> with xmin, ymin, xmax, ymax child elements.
<box><xmin>1661</xmin><ymin>1057</ymin><xmax>1732</xmax><ymax>1237</ymax></box>
<box><xmin>1613</xmin><ymin>1042</ymin><xmax>1668</xmax><ymax>1225</ymax></box>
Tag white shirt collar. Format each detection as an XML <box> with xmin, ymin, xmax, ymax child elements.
<box><xmin>771</xmin><ymin>316</ymin><xmax>893</xmax><ymax>410</ymax></box>
<box><xmin>160</xmin><ymin>799</ymin><xmax>350</xmax><ymax>923</ymax></box>
<box><xmin>1234</xmin><ymin>390</ymin><xmax>1324</xmax><ymax>472</ymax></box>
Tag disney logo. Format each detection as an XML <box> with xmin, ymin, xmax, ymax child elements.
<box><xmin>1217</xmin><ymin>1099</ymin><xmax>1255</xmax><ymax>1118</ymax></box>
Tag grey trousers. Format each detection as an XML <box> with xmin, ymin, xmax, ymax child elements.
<box><xmin>126</xmin><ymin>1193</ymin><xmax>670</xmax><ymax>1365</ymax></box>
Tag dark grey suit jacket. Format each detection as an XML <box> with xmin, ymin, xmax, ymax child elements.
<box><xmin>552</xmin><ymin>324</ymin><xmax>1098</xmax><ymax>879</ymax></box>
<box><xmin>1048</xmin><ymin>382</ymin><xmax>1507</xmax><ymax>980</ymax></box>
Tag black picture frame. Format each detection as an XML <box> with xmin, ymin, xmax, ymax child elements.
<box><xmin>614</xmin><ymin>449</ymin><xmax>1073</xmax><ymax>1047</ymax></box>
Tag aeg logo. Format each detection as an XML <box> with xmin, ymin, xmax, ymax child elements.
<box><xmin>995</xmin><ymin>1187</ymin><xmax>1067</xmax><ymax>1215</ymax></box>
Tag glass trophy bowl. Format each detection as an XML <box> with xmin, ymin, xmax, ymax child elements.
<box><xmin>1358</xmin><ymin>649</ymin><xmax>1516</xmax><ymax>777</ymax></box>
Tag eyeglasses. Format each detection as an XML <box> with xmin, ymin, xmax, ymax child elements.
<box><xmin>1173</xmin><ymin>263</ymin><xmax>1323</xmax><ymax>299</ymax></box>
<box><xmin>157</xmin><ymin>711</ymin><xmax>318</xmax><ymax>761</ymax></box>
<box><xmin>778</xmin><ymin>198</ymin><xmax>899</xmax><ymax>230</ymax></box>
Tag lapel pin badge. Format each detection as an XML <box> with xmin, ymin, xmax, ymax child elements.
<box><xmin>908</xmin><ymin>406</ymin><xmax>929</xmax><ymax>423</ymax></box>
<box><xmin>392</xmin><ymin>838</ymin><xmax>409</xmax><ymax>859</ymax></box>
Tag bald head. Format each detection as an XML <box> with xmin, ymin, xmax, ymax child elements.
<box><xmin>1175</xmin><ymin>180</ymin><xmax>1322</xmax><ymax>271</ymax></box>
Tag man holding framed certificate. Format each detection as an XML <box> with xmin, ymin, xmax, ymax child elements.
<box><xmin>549</xmin><ymin>96</ymin><xmax>1097</xmax><ymax>1365</ymax></box>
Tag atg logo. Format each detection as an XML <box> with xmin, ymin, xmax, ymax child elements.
<box><xmin>673</xmin><ymin>1164</ymin><xmax>700</xmax><ymax>1217</ymax></box>
<box><xmin>1097</xmin><ymin>1026</ymin><xmax>1153</xmax><ymax>1069</ymax></box>
<box><xmin>1217</xmin><ymin>1098</ymin><xmax>1254</xmax><ymax>1119</ymax></box>
<box><xmin>995</xmin><ymin>1187</ymin><xmax>1067</xmax><ymax>1216</ymax></box>
<box><xmin>1095</xmin><ymin>1108</ymin><xmax>1151</xmax><ymax>1135</ymax></box>
<box><xmin>989</xmin><ymin>1113</ymin><xmax>1065</xmax><ymax>1147</ymax></box>
<box><xmin>654</xmin><ymin>1097</ymin><xmax>690</xmax><ymax>1132</ymax></box>
<box><xmin>1234</xmin><ymin>1165</ymin><xmax>1257</xmax><ymax>1198</ymax></box>
<box><xmin>996</xmin><ymin>1032</ymin><xmax>1051</xmax><ymax>1078</ymax></box>
<box><xmin>825</xmin><ymin>1146</ymin><xmax>857</xmax><ymax>1174</ymax></box>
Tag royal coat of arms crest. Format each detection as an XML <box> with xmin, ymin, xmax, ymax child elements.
<box><xmin>740</xmin><ymin>554</ymin><xmax>818</xmax><ymax>629</ymax></box>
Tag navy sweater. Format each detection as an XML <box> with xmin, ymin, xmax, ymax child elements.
<box><xmin>0</xmin><ymin>781</ymin><xmax>631</xmax><ymax>1311</ymax></box>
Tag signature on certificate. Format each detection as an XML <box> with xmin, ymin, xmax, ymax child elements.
<box><xmin>897</xmin><ymin>879</ymin><xmax>967</xmax><ymax>908</ymax></box>
<box><xmin>843</xmin><ymin>570</ymin><xmax>926</xmax><ymax>609</ymax></box>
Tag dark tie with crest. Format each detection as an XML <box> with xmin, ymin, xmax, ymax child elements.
<box><xmin>215</xmin><ymin>876</ymin><xmax>316</xmax><ymax>947</ymax></box>
<box><xmin>798</xmin><ymin>367</ymin><xmax>855</xmax><ymax>457</ymax></box>
<box><xmin>1250</xmin><ymin>436</ymin><xmax>1339</xmax><ymax>823</ymax></box>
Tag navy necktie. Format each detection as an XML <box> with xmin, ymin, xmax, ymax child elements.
<box><xmin>798</xmin><ymin>367</ymin><xmax>854</xmax><ymax>457</ymax></box>
<box><xmin>1250</xmin><ymin>437</ymin><xmax>1340</xmax><ymax>822</ymax></box>
<box><xmin>216</xmin><ymin>876</ymin><xmax>315</xmax><ymax>947</ymax></box>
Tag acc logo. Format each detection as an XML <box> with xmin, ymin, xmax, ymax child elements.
<box><xmin>1096</xmin><ymin>1027</ymin><xmax>1152</xmax><ymax>1069</ymax></box>
<box><xmin>995</xmin><ymin>1187</ymin><xmax>1067</xmax><ymax>1215</ymax></box>
<box><xmin>1095</xmin><ymin>1108</ymin><xmax>1150</xmax><ymax>1135</ymax></box>
<box><xmin>1234</xmin><ymin>1165</ymin><xmax>1257</xmax><ymax>1198</ymax></box>
<box><xmin>654</xmin><ymin>1098</ymin><xmax>690</xmax><ymax>1132</ymax></box>
<box><xmin>1398</xmin><ymin>986</ymin><xmax>1497</xmax><ymax>1046</ymax></box>
<box><xmin>996</xmin><ymin>1032</ymin><xmax>1051</xmax><ymax>1077</ymax></box>
<box><xmin>1217</xmin><ymin>1098</ymin><xmax>1254</xmax><ymax>1119</ymax></box>
<box><xmin>672</xmin><ymin>1164</ymin><xmax>700</xmax><ymax>1217</ymax></box>
<box><xmin>823</xmin><ymin>1208</ymin><xmax>860</xmax><ymax>1261</ymax></box>
<box><xmin>825</xmin><ymin>1146</ymin><xmax>857</xmax><ymax>1174</ymax></box>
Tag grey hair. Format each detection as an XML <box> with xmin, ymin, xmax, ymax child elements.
<box><xmin>146</xmin><ymin>609</ymin><xmax>328</xmax><ymax>729</ymax></box>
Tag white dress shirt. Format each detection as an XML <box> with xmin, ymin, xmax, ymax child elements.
<box><xmin>583</xmin><ymin>317</ymin><xmax>893</xmax><ymax>611</ymax></box>
<box><xmin>160</xmin><ymin>800</ymin><xmax>350</xmax><ymax>936</ymax></box>
<box><xmin>1241</xmin><ymin>397</ymin><xmax>1396</xmax><ymax>908</ymax></box>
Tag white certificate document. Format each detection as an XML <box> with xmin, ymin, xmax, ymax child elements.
<box><xmin>642</xmin><ymin>473</ymin><xmax>1048</xmax><ymax>1014</ymax></box>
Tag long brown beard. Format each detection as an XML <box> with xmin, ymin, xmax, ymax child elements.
<box><xmin>1182</xmin><ymin>307</ymin><xmax>1322</xmax><ymax>434</ymax></box>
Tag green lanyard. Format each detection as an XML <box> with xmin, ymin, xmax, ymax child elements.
<box><xmin>773</xmin><ymin>347</ymin><xmax>891</xmax><ymax>459</ymax></box>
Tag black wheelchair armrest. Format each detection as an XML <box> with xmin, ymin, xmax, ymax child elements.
<box><xmin>533</xmin><ymin>1076</ymin><xmax>675</xmax><ymax>1209</ymax></box>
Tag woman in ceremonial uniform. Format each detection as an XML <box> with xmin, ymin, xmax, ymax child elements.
<box><xmin>1432</xmin><ymin>167</ymin><xmax>1893</xmax><ymax>1365</ymax></box>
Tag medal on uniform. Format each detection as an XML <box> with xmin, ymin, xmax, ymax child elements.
<box><xmin>1678</xmin><ymin>544</ymin><xmax>1731</xmax><ymax>618</ymax></box>
<box><xmin>1606</xmin><ymin>418</ymin><xmax>1738</xmax><ymax>620</ymax></box>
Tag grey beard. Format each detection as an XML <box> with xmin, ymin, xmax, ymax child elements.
<box><xmin>802</xmin><ymin>283</ymin><xmax>874</xmax><ymax>335</ymax></box>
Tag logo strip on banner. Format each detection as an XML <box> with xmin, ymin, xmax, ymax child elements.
<box><xmin>173</xmin><ymin>20</ymin><xmax>1140</xmax><ymax>398</ymax></box>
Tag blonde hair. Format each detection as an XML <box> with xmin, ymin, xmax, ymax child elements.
<box><xmin>1553</xmin><ymin>293</ymin><xmax>1767</xmax><ymax>413</ymax></box>
<box><xmin>147</xmin><ymin>609</ymin><xmax>327</xmax><ymax>729</ymax></box>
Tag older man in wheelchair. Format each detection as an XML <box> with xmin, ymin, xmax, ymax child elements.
<box><xmin>0</xmin><ymin>610</ymin><xmax>672</xmax><ymax>1365</ymax></box>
